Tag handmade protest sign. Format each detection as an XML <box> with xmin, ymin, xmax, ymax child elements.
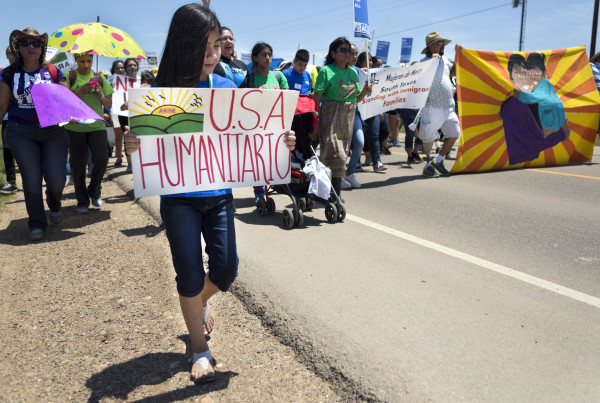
<box><xmin>137</xmin><ymin>51</ymin><xmax>158</xmax><ymax>71</ymax></box>
<box><xmin>46</xmin><ymin>47</ymin><xmax>76</xmax><ymax>73</ymax></box>
<box><xmin>356</xmin><ymin>58</ymin><xmax>438</xmax><ymax>120</ymax></box>
<box><xmin>128</xmin><ymin>87</ymin><xmax>299</xmax><ymax>198</ymax></box>
<box><xmin>452</xmin><ymin>46</ymin><xmax>600</xmax><ymax>173</ymax></box>
<box><xmin>30</xmin><ymin>83</ymin><xmax>105</xmax><ymax>127</ymax></box>
<box><xmin>112</xmin><ymin>74</ymin><xmax>139</xmax><ymax>117</ymax></box>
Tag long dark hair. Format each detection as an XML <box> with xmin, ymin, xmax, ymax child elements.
<box><xmin>324</xmin><ymin>37</ymin><xmax>351</xmax><ymax>66</ymax></box>
<box><xmin>156</xmin><ymin>4</ymin><xmax>221</xmax><ymax>87</ymax></box>
<box><xmin>356</xmin><ymin>52</ymin><xmax>371</xmax><ymax>69</ymax></box>
<box><xmin>251</xmin><ymin>42</ymin><xmax>272</xmax><ymax>71</ymax></box>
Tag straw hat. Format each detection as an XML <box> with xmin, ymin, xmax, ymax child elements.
<box><xmin>9</xmin><ymin>27</ymin><xmax>48</xmax><ymax>56</ymax></box>
<box><xmin>421</xmin><ymin>31</ymin><xmax>452</xmax><ymax>54</ymax></box>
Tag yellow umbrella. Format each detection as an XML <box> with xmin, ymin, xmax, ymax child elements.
<box><xmin>48</xmin><ymin>22</ymin><xmax>146</xmax><ymax>59</ymax></box>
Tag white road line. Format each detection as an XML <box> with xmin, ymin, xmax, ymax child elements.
<box><xmin>346</xmin><ymin>214</ymin><xmax>600</xmax><ymax>309</ymax></box>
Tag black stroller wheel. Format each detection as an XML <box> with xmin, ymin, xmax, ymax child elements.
<box><xmin>257</xmin><ymin>199</ymin><xmax>267</xmax><ymax>216</ymax></box>
<box><xmin>325</xmin><ymin>203</ymin><xmax>338</xmax><ymax>223</ymax></box>
<box><xmin>266</xmin><ymin>198</ymin><xmax>276</xmax><ymax>215</ymax></box>
<box><xmin>336</xmin><ymin>202</ymin><xmax>346</xmax><ymax>222</ymax></box>
<box><xmin>282</xmin><ymin>208</ymin><xmax>295</xmax><ymax>229</ymax></box>
<box><xmin>295</xmin><ymin>209</ymin><xmax>304</xmax><ymax>227</ymax></box>
<box><xmin>297</xmin><ymin>198</ymin><xmax>306</xmax><ymax>211</ymax></box>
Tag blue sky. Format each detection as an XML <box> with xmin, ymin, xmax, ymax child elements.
<box><xmin>0</xmin><ymin>0</ymin><xmax>597</xmax><ymax>72</ymax></box>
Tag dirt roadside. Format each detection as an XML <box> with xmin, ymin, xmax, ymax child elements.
<box><xmin>0</xmin><ymin>165</ymin><xmax>342</xmax><ymax>402</ymax></box>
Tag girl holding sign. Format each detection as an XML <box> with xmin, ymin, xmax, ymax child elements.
<box><xmin>124</xmin><ymin>4</ymin><xmax>296</xmax><ymax>384</ymax></box>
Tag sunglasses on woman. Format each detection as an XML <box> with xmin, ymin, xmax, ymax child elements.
<box><xmin>337</xmin><ymin>47</ymin><xmax>351</xmax><ymax>54</ymax></box>
<box><xmin>19</xmin><ymin>40</ymin><xmax>42</xmax><ymax>48</ymax></box>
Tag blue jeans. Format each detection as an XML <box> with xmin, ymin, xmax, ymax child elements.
<box><xmin>7</xmin><ymin>122</ymin><xmax>68</xmax><ymax>231</ymax></box>
<box><xmin>2</xmin><ymin>120</ymin><xmax>16</xmax><ymax>184</ymax></box>
<box><xmin>363</xmin><ymin>115</ymin><xmax>382</xmax><ymax>164</ymax></box>
<box><xmin>346</xmin><ymin>111</ymin><xmax>364</xmax><ymax>176</ymax></box>
<box><xmin>398</xmin><ymin>109</ymin><xmax>422</xmax><ymax>153</ymax></box>
<box><xmin>160</xmin><ymin>194</ymin><xmax>238</xmax><ymax>297</ymax></box>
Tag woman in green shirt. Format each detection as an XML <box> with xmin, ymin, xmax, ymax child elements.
<box><xmin>313</xmin><ymin>37</ymin><xmax>371</xmax><ymax>196</ymax></box>
<box><xmin>66</xmin><ymin>52</ymin><xmax>114</xmax><ymax>213</ymax></box>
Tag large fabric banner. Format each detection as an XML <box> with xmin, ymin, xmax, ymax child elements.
<box><xmin>357</xmin><ymin>58</ymin><xmax>438</xmax><ymax>120</ymax></box>
<box><xmin>128</xmin><ymin>88</ymin><xmax>298</xmax><ymax>198</ymax></box>
<box><xmin>452</xmin><ymin>46</ymin><xmax>600</xmax><ymax>173</ymax></box>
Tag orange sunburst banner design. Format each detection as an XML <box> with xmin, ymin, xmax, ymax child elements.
<box><xmin>451</xmin><ymin>46</ymin><xmax>600</xmax><ymax>174</ymax></box>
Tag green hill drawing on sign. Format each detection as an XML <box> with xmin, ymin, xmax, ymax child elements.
<box><xmin>129</xmin><ymin>113</ymin><xmax>204</xmax><ymax>135</ymax></box>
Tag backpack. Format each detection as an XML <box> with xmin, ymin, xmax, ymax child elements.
<box><xmin>249</xmin><ymin>70</ymin><xmax>282</xmax><ymax>88</ymax></box>
<box><xmin>68</xmin><ymin>69</ymin><xmax>103</xmax><ymax>88</ymax></box>
<box><xmin>1</xmin><ymin>63</ymin><xmax>59</xmax><ymax>89</ymax></box>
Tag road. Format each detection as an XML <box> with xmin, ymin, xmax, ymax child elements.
<box><xmin>227</xmin><ymin>147</ymin><xmax>600</xmax><ymax>401</ymax></box>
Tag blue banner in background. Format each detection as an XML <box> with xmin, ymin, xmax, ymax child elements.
<box><xmin>353</xmin><ymin>0</ymin><xmax>371</xmax><ymax>39</ymax></box>
<box><xmin>376</xmin><ymin>41</ymin><xmax>390</xmax><ymax>64</ymax></box>
<box><xmin>400</xmin><ymin>37</ymin><xmax>413</xmax><ymax>64</ymax></box>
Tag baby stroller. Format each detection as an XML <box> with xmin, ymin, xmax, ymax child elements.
<box><xmin>256</xmin><ymin>94</ymin><xmax>345</xmax><ymax>228</ymax></box>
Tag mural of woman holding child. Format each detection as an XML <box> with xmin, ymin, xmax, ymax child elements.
<box><xmin>500</xmin><ymin>52</ymin><xmax>571</xmax><ymax>166</ymax></box>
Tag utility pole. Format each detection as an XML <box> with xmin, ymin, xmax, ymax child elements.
<box><xmin>591</xmin><ymin>0</ymin><xmax>599</xmax><ymax>56</ymax></box>
<box><xmin>513</xmin><ymin>0</ymin><xmax>526</xmax><ymax>51</ymax></box>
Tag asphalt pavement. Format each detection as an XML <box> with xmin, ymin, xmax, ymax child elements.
<box><xmin>116</xmin><ymin>146</ymin><xmax>600</xmax><ymax>402</ymax></box>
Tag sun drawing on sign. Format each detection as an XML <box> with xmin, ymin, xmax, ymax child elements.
<box><xmin>129</xmin><ymin>88</ymin><xmax>205</xmax><ymax>135</ymax></box>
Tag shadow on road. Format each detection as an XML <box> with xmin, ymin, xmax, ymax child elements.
<box><xmin>120</xmin><ymin>224</ymin><xmax>164</xmax><ymax>238</ymax></box>
<box><xmin>85</xmin><ymin>335</ymin><xmax>238</xmax><ymax>403</ymax></box>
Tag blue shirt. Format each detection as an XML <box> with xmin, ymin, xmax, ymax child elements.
<box><xmin>160</xmin><ymin>74</ymin><xmax>236</xmax><ymax>198</ymax></box>
<box><xmin>281</xmin><ymin>67</ymin><xmax>312</xmax><ymax>95</ymax></box>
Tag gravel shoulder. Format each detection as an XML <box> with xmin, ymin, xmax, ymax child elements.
<box><xmin>0</xmin><ymin>164</ymin><xmax>341</xmax><ymax>402</ymax></box>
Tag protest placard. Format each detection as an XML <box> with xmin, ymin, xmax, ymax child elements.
<box><xmin>30</xmin><ymin>83</ymin><xmax>105</xmax><ymax>127</ymax></box>
<box><xmin>112</xmin><ymin>74</ymin><xmax>139</xmax><ymax>117</ymax></box>
<box><xmin>46</xmin><ymin>47</ymin><xmax>76</xmax><ymax>73</ymax></box>
<box><xmin>376</xmin><ymin>41</ymin><xmax>390</xmax><ymax>64</ymax></box>
<box><xmin>138</xmin><ymin>51</ymin><xmax>158</xmax><ymax>71</ymax></box>
<box><xmin>356</xmin><ymin>58</ymin><xmax>438</xmax><ymax>120</ymax></box>
<box><xmin>452</xmin><ymin>46</ymin><xmax>600</xmax><ymax>173</ymax></box>
<box><xmin>128</xmin><ymin>87</ymin><xmax>299</xmax><ymax>198</ymax></box>
<box><xmin>353</xmin><ymin>0</ymin><xmax>371</xmax><ymax>40</ymax></box>
<box><xmin>400</xmin><ymin>38</ymin><xmax>413</xmax><ymax>64</ymax></box>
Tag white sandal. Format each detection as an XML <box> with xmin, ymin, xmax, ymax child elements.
<box><xmin>191</xmin><ymin>350</ymin><xmax>216</xmax><ymax>384</ymax></box>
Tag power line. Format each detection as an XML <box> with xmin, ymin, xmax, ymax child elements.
<box><xmin>376</xmin><ymin>2</ymin><xmax>512</xmax><ymax>38</ymax></box>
